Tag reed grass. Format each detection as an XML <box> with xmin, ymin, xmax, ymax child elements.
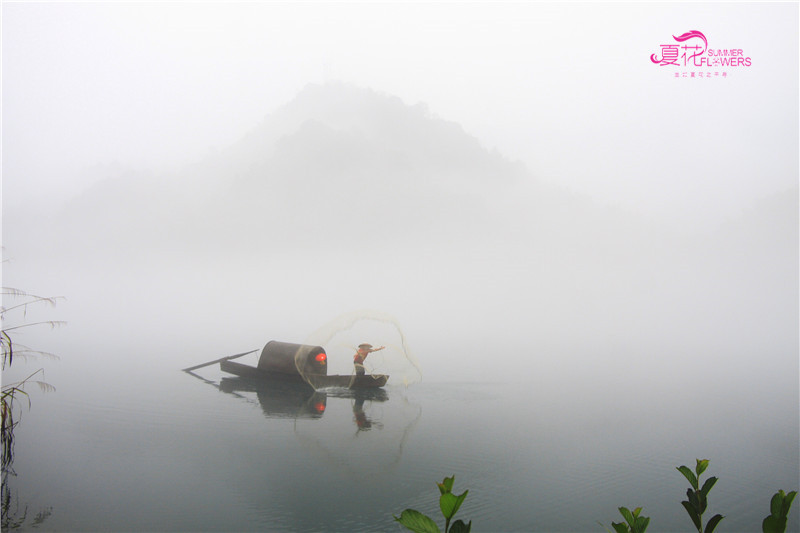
<box><xmin>1</xmin><ymin>282</ymin><xmax>61</xmax><ymax>529</ymax></box>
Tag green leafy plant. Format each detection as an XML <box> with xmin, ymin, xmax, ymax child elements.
<box><xmin>601</xmin><ymin>506</ymin><xmax>650</xmax><ymax>533</ymax></box>
<box><xmin>762</xmin><ymin>489</ymin><xmax>797</xmax><ymax>533</ymax></box>
<box><xmin>677</xmin><ymin>459</ymin><xmax>723</xmax><ymax>533</ymax></box>
<box><xmin>394</xmin><ymin>475</ymin><xmax>471</xmax><ymax>533</ymax></box>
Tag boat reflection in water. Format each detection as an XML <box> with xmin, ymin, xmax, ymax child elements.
<box><xmin>220</xmin><ymin>376</ymin><xmax>328</xmax><ymax>419</ymax></box>
<box><xmin>219</xmin><ymin>375</ymin><xmax>389</xmax><ymax>426</ymax></box>
<box><xmin>196</xmin><ymin>370</ymin><xmax>420</xmax><ymax>479</ymax></box>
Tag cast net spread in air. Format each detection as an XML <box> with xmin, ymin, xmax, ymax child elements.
<box><xmin>300</xmin><ymin>310</ymin><xmax>423</xmax><ymax>389</ymax></box>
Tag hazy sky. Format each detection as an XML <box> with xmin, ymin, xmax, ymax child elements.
<box><xmin>2</xmin><ymin>2</ymin><xmax>798</xmax><ymax>228</ymax></box>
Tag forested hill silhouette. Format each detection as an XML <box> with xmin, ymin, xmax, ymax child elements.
<box><xmin>39</xmin><ymin>82</ymin><xmax>794</xmax><ymax>266</ymax></box>
<box><xmin>205</xmin><ymin>82</ymin><xmax>532</xmax><ymax>252</ymax></box>
<box><xmin>51</xmin><ymin>82</ymin><xmax>538</xmax><ymax>255</ymax></box>
<box><xmin>230</xmin><ymin>82</ymin><xmax>526</xmax><ymax>181</ymax></box>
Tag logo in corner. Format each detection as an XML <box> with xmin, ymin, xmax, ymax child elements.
<box><xmin>650</xmin><ymin>30</ymin><xmax>752</xmax><ymax>72</ymax></box>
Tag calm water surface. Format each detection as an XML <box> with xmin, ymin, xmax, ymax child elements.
<box><xmin>5</xmin><ymin>350</ymin><xmax>798</xmax><ymax>532</ymax></box>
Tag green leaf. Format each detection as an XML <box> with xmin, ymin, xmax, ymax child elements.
<box><xmin>695</xmin><ymin>459</ymin><xmax>710</xmax><ymax>477</ymax></box>
<box><xmin>449</xmin><ymin>519</ymin><xmax>471</xmax><ymax>533</ymax></box>
<box><xmin>440</xmin><ymin>490</ymin><xmax>468</xmax><ymax>520</ymax></box>
<box><xmin>632</xmin><ymin>507</ymin><xmax>642</xmax><ymax>519</ymax></box>
<box><xmin>611</xmin><ymin>522</ymin><xmax>629</xmax><ymax>533</ymax></box>
<box><xmin>634</xmin><ymin>516</ymin><xmax>650</xmax><ymax>533</ymax></box>
<box><xmin>700</xmin><ymin>476</ymin><xmax>718</xmax><ymax>498</ymax></box>
<box><xmin>394</xmin><ymin>509</ymin><xmax>441</xmax><ymax>533</ymax></box>
<box><xmin>440</xmin><ymin>493</ymin><xmax>457</xmax><ymax>520</ymax></box>
<box><xmin>687</xmin><ymin>489</ymin><xmax>702</xmax><ymax>513</ymax></box>
<box><xmin>619</xmin><ymin>507</ymin><xmax>635</xmax><ymax>527</ymax></box>
<box><xmin>706</xmin><ymin>513</ymin><xmax>724</xmax><ymax>533</ymax></box>
<box><xmin>681</xmin><ymin>501</ymin><xmax>702</xmax><ymax>532</ymax></box>
<box><xmin>782</xmin><ymin>491</ymin><xmax>797</xmax><ymax>517</ymax></box>
<box><xmin>678</xmin><ymin>465</ymin><xmax>699</xmax><ymax>490</ymax></box>
<box><xmin>771</xmin><ymin>491</ymin><xmax>785</xmax><ymax>517</ymax></box>
<box><xmin>437</xmin><ymin>476</ymin><xmax>455</xmax><ymax>495</ymax></box>
<box><xmin>697</xmin><ymin>491</ymin><xmax>708</xmax><ymax>515</ymax></box>
<box><xmin>762</xmin><ymin>515</ymin><xmax>786</xmax><ymax>533</ymax></box>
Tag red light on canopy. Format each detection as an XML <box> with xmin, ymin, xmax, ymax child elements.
<box><xmin>314</xmin><ymin>402</ymin><xmax>326</xmax><ymax>412</ymax></box>
<box><xmin>315</xmin><ymin>352</ymin><xmax>327</xmax><ymax>363</ymax></box>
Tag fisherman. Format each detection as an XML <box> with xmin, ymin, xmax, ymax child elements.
<box><xmin>353</xmin><ymin>343</ymin><xmax>385</xmax><ymax>375</ymax></box>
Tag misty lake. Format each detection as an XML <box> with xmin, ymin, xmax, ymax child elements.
<box><xmin>4</xmin><ymin>2</ymin><xmax>799</xmax><ymax>531</ymax></box>
<box><xmin>4</xmin><ymin>343</ymin><xmax>798</xmax><ymax>532</ymax></box>
<box><xmin>3</xmin><ymin>53</ymin><xmax>798</xmax><ymax>533</ymax></box>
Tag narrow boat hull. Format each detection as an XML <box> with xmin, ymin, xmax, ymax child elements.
<box><xmin>220</xmin><ymin>360</ymin><xmax>388</xmax><ymax>389</ymax></box>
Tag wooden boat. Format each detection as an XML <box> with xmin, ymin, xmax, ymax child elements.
<box><xmin>220</xmin><ymin>359</ymin><xmax>388</xmax><ymax>389</ymax></box>
<box><xmin>305</xmin><ymin>372</ymin><xmax>388</xmax><ymax>389</ymax></box>
<box><xmin>195</xmin><ymin>341</ymin><xmax>387</xmax><ymax>390</ymax></box>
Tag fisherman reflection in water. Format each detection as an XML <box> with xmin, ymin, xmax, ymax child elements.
<box><xmin>353</xmin><ymin>396</ymin><xmax>372</xmax><ymax>430</ymax></box>
<box><xmin>353</xmin><ymin>343</ymin><xmax>384</xmax><ymax>375</ymax></box>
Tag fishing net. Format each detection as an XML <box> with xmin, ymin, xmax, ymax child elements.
<box><xmin>301</xmin><ymin>310</ymin><xmax>423</xmax><ymax>388</ymax></box>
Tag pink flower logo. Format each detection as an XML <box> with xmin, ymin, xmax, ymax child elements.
<box><xmin>651</xmin><ymin>30</ymin><xmax>708</xmax><ymax>66</ymax></box>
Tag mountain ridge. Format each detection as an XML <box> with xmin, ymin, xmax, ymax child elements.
<box><xmin>13</xmin><ymin>82</ymin><xmax>793</xmax><ymax>265</ymax></box>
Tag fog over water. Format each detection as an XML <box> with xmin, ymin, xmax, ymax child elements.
<box><xmin>1</xmin><ymin>3</ymin><xmax>798</xmax><ymax>530</ymax></box>
<box><xmin>3</xmin><ymin>1</ymin><xmax>797</xmax><ymax>392</ymax></box>
<box><xmin>4</xmin><ymin>84</ymin><xmax>796</xmax><ymax>386</ymax></box>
